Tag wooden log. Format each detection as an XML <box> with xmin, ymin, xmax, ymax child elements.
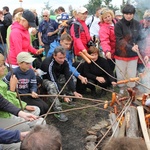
<box><xmin>118</xmin><ymin>118</ymin><xmax>125</xmax><ymax>137</ymax></box>
<box><xmin>137</xmin><ymin>106</ymin><xmax>150</xmax><ymax>150</ymax></box>
<box><xmin>109</xmin><ymin>113</ymin><xmax>119</xmax><ymax>137</ymax></box>
<box><xmin>125</xmin><ymin>106</ymin><xmax>139</xmax><ymax>138</ymax></box>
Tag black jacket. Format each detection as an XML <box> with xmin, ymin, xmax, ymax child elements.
<box><xmin>115</xmin><ymin>17</ymin><xmax>142</xmax><ymax>58</ymax></box>
<box><xmin>41</xmin><ymin>56</ymin><xmax>76</xmax><ymax>92</ymax></box>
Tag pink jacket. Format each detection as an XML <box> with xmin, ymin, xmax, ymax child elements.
<box><xmin>6</xmin><ymin>22</ymin><xmax>37</xmax><ymax>65</ymax></box>
<box><xmin>99</xmin><ymin>21</ymin><xmax>116</xmax><ymax>58</ymax></box>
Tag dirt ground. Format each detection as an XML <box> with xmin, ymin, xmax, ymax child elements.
<box><xmin>46</xmin><ymin>89</ymin><xmax>112</xmax><ymax>150</ymax></box>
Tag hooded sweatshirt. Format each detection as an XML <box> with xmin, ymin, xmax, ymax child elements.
<box><xmin>6</xmin><ymin>21</ymin><xmax>37</xmax><ymax>65</ymax></box>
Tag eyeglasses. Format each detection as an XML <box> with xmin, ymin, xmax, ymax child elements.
<box><xmin>43</xmin><ymin>15</ymin><xmax>48</xmax><ymax>17</ymax></box>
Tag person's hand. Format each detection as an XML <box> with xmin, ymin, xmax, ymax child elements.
<box><xmin>96</xmin><ymin>76</ymin><xmax>106</xmax><ymax>83</ymax></box>
<box><xmin>105</xmin><ymin>51</ymin><xmax>111</xmax><ymax>59</ymax></box>
<box><xmin>111</xmin><ymin>81</ymin><xmax>117</xmax><ymax>86</ymax></box>
<box><xmin>25</xmin><ymin>105</ymin><xmax>35</xmax><ymax>111</ymax></box>
<box><xmin>20</xmin><ymin>131</ymin><xmax>29</xmax><ymax>141</ymax></box>
<box><xmin>64</xmin><ymin>97</ymin><xmax>71</xmax><ymax>103</ymax></box>
<box><xmin>10</xmin><ymin>75</ymin><xmax>18</xmax><ymax>92</ymax></box>
<box><xmin>39</xmin><ymin>41</ymin><xmax>44</xmax><ymax>46</ymax></box>
<box><xmin>144</xmin><ymin>56</ymin><xmax>149</xmax><ymax>64</ymax></box>
<box><xmin>73</xmin><ymin>91</ymin><xmax>82</xmax><ymax>98</ymax></box>
<box><xmin>18</xmin><ymin>111</ymin><xmax>38</xmax><ymax>121</ymax></box>
<box><xmin>36</xmin><ymin>48</ymin><xmax>44</xmax><ymax>55</ymax></box>
<box><xmin>132</xmin><ymin>44</ymin><xmax>139</xmax><ymax>52</ymax></box>
<box><xmin>78</xmin><ymin>75</ymin><xmax>88</xmax><ymax>84</ymax></box>
<box><xmin>47</xmin><ymin>32</ymin><xmax>54</xmax><ymax>36</ymax></box>
<box><xmin>31</xmin><ymin>91</ymin><xmax>38</xmax><ymax>98</ymax></box>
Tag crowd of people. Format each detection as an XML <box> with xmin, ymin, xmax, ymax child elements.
<box><xmin>0</xmin><ymin>3</ymin><xmax>149</xmax><ymax>149</ymax></box>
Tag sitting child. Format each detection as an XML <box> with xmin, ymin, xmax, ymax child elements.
<box><xmin>3</xmin><ymin>52</ymin><xmax>49</xmax><ymax>115</ymax></box>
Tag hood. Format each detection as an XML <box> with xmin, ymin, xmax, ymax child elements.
<box><xmin>11</xmin><ymin>21</ymin><xmax>27</xmax><ymax>31</ymax></box>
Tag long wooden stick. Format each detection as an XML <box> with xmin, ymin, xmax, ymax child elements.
<box><xmin>19</xmin><ymin>93</ymin><xmax>105</xmax><ymax>103</ymax></box>
<box><xmin>5</xmin><ymin>102</ymin><xmax>108</xmax><ymax>130</ymax></box>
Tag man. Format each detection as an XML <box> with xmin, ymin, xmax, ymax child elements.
<box><xmin>38</xmin><ymin>9</ymin><xmax>58</xmax><ymax>56</ymax></box>
<box><xmin>41</xmin><ymin>46</ymin><xmax>82</xmax><ymax>122</ymax></box>
<box><xmin>0</xmin><ymin>6</ymin><xmax>12</xmax><ymax>55</ymax></box>
<box><xmin>86</xmin><ymin>7</ymin><xmax>101</xmax><ymax>39</ymax></box>
<box><xmin>70</xmin><ymin>6</ymin><xmax>94</xmax><ymax>63</ymax></box>
<box><xmin>47</xmin><ymin>33</ymin><xmax>87</xmax><ymax>88</ymax></box>
<box><xmin>20</xmin><ymin>125</ymin><xmax>62</xmax><ymax>150</ymax></box>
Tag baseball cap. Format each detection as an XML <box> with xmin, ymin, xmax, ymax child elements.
<box><xmin>77</xmin><ymin>6</ymin><xmax>87</xmax><ymax>13</ymax></box>
<box><xmin>57</xmin><ymin>13</ymin><xmax>69</xmax><ymax>23</ymax></box>
<box><xmin>17</xmin><ymin>52</ymin><xmax>35</xmax><ymax>63</ymax></box>
<box><xmin>22</xmin><ymin>10</ymin><xmax>36</xmax><ymax>27</ymax></box>
<box><xmin>115</xmin><ymin>10</ymin><xmax>122</xmax><ymax>16</ymax></box>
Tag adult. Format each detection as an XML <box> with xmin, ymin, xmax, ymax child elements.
<box><xmin>20</xmin><ymin>125</ymin><xmax>62</xmax><ymax>150</ymax></box>
<box><xmin>86</xmin><ymin>7</ymin><xmax>101</xmax><ymax>39</ymax></box>
<box><xmin>41</xmin><ymin>46</ymin><xmax>82</xmax><ymax>122</ymax></box>
<box><xmin>0</xmin><ymin>6</ymin><xmax>12</xmax><ymax>55</ymax></box>
<box><xmin>80</xmin><ymin>46</ymin><xmax>116</xmax><ymax>96</ymax></box>
<box><xmin>99</xmin><ymin>8</ymin><xmax>116</xmax><ymax>72</ymax></box>
<box><xmin>70</xmin><ymin>6</ymin><xmax>95</xmax><ymax>63</ymax></box>
<box><xmin>6</xmin><ymin>7</ymin><xmax>24</xmax><ymax>52</ymax></box>
<box><xmin>114</xmin><ymin>4</ymin><xmax>142</xmax><ymax>94</ymax></box>
<box><xmin>6</xmin><ymin>9</ymin><xmax>43</xmax><ymax>68</ymax></box>
<box><xmin>47</xmin><ymin>33</ymin><xmax>88</xmax><ymax>96</ymax></box>
<box><xmin>38</xmin><ymin>9</ymin><xmax>58</xmax><ymax>56</ymax></box>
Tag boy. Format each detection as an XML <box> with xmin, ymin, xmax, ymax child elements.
<box><xmin>3</xmin><ymin>52</ymin><xmax>49</xmax><ymax>115</ymax></box>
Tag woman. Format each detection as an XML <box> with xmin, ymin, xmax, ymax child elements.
<box><xmin>82</xmin><ymin>46</ymin><xmax>116</xmax><ymax>96</ymax></box>
<box><xmin>6</xmin><ymin>10</ymin><xmax>43</xmax><ymax>68</ymax></box>
<box><xmin>99</xmin><ymin>8</ymin><xmax>116</xmax><ymax>71</ymax></box>
<box><xmin>114</xmin><ymin>4</ymin><xmax>141</xmax><ymax>94</ymax></box>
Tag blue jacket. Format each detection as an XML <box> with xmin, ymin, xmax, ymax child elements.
<box><xmin>47</xmin><ymin>41</ymin><xmax>80</xmax><ymax>77</ymax></box>
<box><xmin>0</xmin><ymin>128</ymin><xmax>20</xmax><ymax>144</ymax></box>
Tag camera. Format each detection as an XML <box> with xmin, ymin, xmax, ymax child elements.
<box><xmin>87</xmin><ymin>40</ymin><xmax>96</xmax><ymax>48</ymax></box>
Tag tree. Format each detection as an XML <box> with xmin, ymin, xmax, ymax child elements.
<box><xmin>85</xmin><ymin>0</ymin><xmax>102</xmax><ymax>15</ymax></box>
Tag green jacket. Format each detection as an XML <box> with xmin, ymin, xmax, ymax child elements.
<box><xmin>0</xmin><ymin>80</ymin><xmax>27</xmax><ymax>118</ymax></box>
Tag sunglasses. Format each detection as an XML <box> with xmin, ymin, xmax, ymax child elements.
<box><xmin>43</xmin><ymin>15</ymin><xmax>48</xmax><ymax>17</ymax></box>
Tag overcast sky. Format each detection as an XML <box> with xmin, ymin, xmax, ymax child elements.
<box><xmin>0</xmin><ymin>0</ymin><xmax>122</xmax><ymax>15</ymax></box>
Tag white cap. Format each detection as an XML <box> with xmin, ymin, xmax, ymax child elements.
<box><xmin>77</xmin><ymin>6</ymin><xmax>87</xmax><ymax>13</ymax></box>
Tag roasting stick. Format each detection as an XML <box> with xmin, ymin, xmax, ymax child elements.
<box><xmin>93</xmin><ymin>98</ymin><xmax>132</xmax><ymax>150</ymax></box>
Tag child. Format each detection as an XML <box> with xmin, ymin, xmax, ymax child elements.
<box><xmin>3</xmin><ymin>52</ymin><xmax>49</xmax><ymax>115</ymax></box>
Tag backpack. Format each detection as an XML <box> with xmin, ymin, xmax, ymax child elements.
<box><xmin>57</xmin><ymin>18</ymin><xmax>84</xmax><ymax>38</ymax></box>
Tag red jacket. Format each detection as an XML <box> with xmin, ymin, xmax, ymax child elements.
<box><xmin>99</xmin><ymin>21</ymin><xmax>116</xmax><ymax>58</ymax></box>
<box><xmin>70</xmin><ymin>19</ymin><xmax>91</xmax><ymax>55</ymax></box>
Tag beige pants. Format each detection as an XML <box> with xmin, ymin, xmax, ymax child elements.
<box><xmin>115</xmin><ymin>59</ymin><xmax>138</xmax><ymax>88</ymax></box>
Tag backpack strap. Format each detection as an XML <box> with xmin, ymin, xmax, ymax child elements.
<box><xmin>88</xmin><ymin>15</ymin><xmax>94</xmax><ymax>29</ymax></box>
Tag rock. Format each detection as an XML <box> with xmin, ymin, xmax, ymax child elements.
<box><xmin>85</xmin><ymin>135</ymin><xmax>97</xmax><ymax>142</ymax></box>
<box><xmin>85</xmin><ymin>142</ymin><xmax>98</xmax><ymax>150</ymax></box>
<box><xmin>87</xmin><ymin>129</ymin><xmax>97</xmax><ymax>135</ymax></box>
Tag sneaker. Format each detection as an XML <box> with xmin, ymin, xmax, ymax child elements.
<box><xmin>54</xmin><ymin>113</ymin><xmax>68</xmax><ymax>122</ymax></box>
